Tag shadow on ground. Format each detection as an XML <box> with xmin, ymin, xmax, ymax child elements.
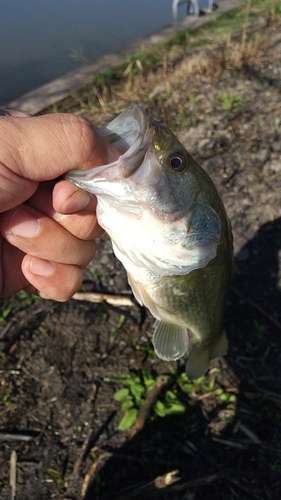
<box><xmin>83</xmin><ymin>218</ymin><xmax>281</xmax><ymax>500</ymax></box>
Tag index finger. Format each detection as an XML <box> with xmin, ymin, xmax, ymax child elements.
<box><xmin>0</xmin><ymin>113</ymin><xmax>119</xmax><ymax>181</ymax></box>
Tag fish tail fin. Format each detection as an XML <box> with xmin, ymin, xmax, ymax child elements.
<box><xmin>185</xmin><ymin>330</ymin><xmax>228</xmax><ymax>380</ymax></box>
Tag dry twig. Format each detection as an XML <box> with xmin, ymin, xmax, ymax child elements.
<box><xmin>0</xmin><ymin>432</ymin><xmax>34</xmax><ymax>442</ymax></box>
<box><xmin>238</xmin><ymin>423</ymin><xmax>261</xmax><ymax>444</ymax></box>
<box><xmin>9</xmin><ymin>450</ymin><xmax>17</xmax><ymax>500</ymax></box>
<box><xmin>81</xmin><ymin>453</ymin><xmax>110</xmax><ymax>498</ymax></box>
<box><xmin>111</xmin><ymin>470</ymin><xmax>180</xmax><ymax>500</ymax></box>
<box><xmin>72</xmin><ymin>292</ymin><xmax>134</xmax><ymax>307</ymax></box>
<box><xmin>72</xmin><ymin>428</ymin><xmax>94</xmax><ymax>476</ymax></box>
<box><xmin>112</xmin><ymin>472</ymin><xmax>222</xmax><ymax>500</ymax></box>
<box><xmin>212</xmin><ymin>437</ymin><xmax>246</xmax><ymax>449</ymax></box>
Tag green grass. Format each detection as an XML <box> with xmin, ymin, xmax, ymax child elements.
<box><xmin>49</xmin><ymin>0</ymin><xmax>281</xmax><ymax>114</ymax></box>
<box><xmin>110</xmin><ymin>366</ymin><xmax>237</xmax><ymax>431</ymax></box>
<box><xmin>118</xmin><ymin>0</ymin><xmax>280</xmax><ymax>77</ymax></box>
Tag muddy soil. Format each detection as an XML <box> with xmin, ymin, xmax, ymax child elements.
<box><xmin>0</xmin><ymin>17</ymin><xmax>281</xmax><ymax>500</ymax></box>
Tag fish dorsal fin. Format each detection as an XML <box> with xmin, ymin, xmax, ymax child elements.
<box><xmin>153</xmin><ymin>321</ymin><xmax>189</xmax><ymax>361</ymax></box>
<box><xmin>185</xmin><ymin>330</ymin><xmax>228</xmax><ymax>380</ymax></box>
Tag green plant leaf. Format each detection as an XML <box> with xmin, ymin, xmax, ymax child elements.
<box><xmin>181</xmin><ymin>383</ymin><xmax>195</xmax><ymax>393</ymax></box>
<box><xmin>165</xmin><ymin>390</ymin><xmax>178</xmax><ymax>403</ymax></box>
<box><xmin>121</xmin><ymin>399</ymin><xmax>134</xmax><ymax>411</ymax></box>
<box><xmin>116</xmin><ymin>314</ymin><xmax>126</xmax><ymax>328</ymax></box>
<box><xmin>107</xmin><ymin>374</ymin><xmax>132</xmax><ymax>382</ymax></box>
<box><xmin>118</xmin><ymin>408</ymin><xmax>138</xmax><ymax>431</ymax></box>
<box><xmin>142</xmin><ymin>369</ymin><xmax>153</xmax><ymax>382</ymax></box>
<box><xmin>154</xmin><ymin>400</ymin><xmax>167</xmax><ymax>417</ymax></box>
<box><xmin>126</xmin><ymin>376</ymin><xmax>141</xmax><ymax>385</ymax></box>
<box><xmin>145</xmin><ymin>379</ymin><xmax>156</xmax><ymax>391</ymax></box>
<box><xmin>2</xmin><ymin>393</ymin><xmax>9</xmax><ymax>408</ymax></box>
<box><xmin>46</xmin><ymin>468</ymin><xmax>63</xmax><ymax>480</ymax></box>
<box><xmin>114</xmin><ymin>388</ymin><xmax>130</xmax><ymax>401</ymax></box>
<box><xmin>165</xmin><ymin>402</ymin><xmax>186</xmax><ymax>415</ymax></box>
<box><xmin>130</xmin><ymin>383</ymin><xmax>145</xmax><ymax>399</ymax></box>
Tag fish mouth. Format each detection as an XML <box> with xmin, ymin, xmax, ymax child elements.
<box><xmin>66</xmin><ymin>104</ymin><xmax>153</xmax><ymax>185</ymax></box>
<box><xmin>98</xmin><ymin>103</ymin><xmax>148</xmax><ymax>154</ymax></box>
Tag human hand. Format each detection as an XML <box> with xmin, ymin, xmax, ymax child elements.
<box><xmin>0</xmin><ymin>109</ymin><xmax>119</xmax><ymax>300</ymax></box>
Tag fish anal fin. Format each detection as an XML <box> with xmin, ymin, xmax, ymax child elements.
<box><xmin>153</xmin><ymin>321</ymin><xmax>189</xmax><ymax>361</ymax></box>
<box><xmin>186</xmin><ymin>330</ymin><xmax>228</xmax><ymax>381</ymax></box>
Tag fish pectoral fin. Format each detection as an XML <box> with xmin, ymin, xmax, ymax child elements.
<box><xmin>127</xmin><ymin>273</ymin><xmax>162</xmax><ymax>319</ymax></box>
<box><xmin>185</xmin><ymin>330</ymin><xmax>228</xmax><ymax>380</ymax></box>
<box><xmin>153</xmin><ymin>321</ymin><xmax>189</xmax><ymax>361</ymax></box>
<box><xmin>127</xmin><ymin>273</ymin><xmax>144</xmax><ymax>306</ymax></box>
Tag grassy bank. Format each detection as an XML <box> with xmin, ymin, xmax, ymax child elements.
<box><xmin>48</xmin><ymin>0</ymin><xmax>281</xmax><ymax>119</ymax></box>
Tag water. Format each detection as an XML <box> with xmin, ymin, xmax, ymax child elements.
<box><xmin>1</xmin><ymin>0</ymin><xmax>216</xmax><ymax>106</ymax></box>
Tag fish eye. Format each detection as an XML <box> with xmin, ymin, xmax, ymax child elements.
<box><xmin>168</xmin><ymin>153</ymin><xmax>186</xmax><ymax>172</ymax></box>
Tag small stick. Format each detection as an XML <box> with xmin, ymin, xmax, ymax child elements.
<box><xmin>0</xmin><ymin>432</ymin><xmax>34</xmax><ymax>442</ymax></box>
<box><xmin>0</xmin><ymin>321</ymin><xmax>14</xmax><ymax>340</ymax></box>
<box><xmin>238</xmin><ymin>423</ymin><xmax>261</xmax><ymax>444</ymax></box>
<box><xmin>0</xmin><ymin>370</ymin><xmax>20</xmax><ymax>375</ymax></box>
<box><xmin>72</xmin><ymin>411</ymin><xmax>116</xmax><ymax>477</ymax></box>
<box><xmin>169</xmin><ymin>472</ymin><xmax>223</xmax><ymax>493</ymax></box>
<box><xmin>72</xmin><ymin>292</ymin><xmax>134</xmax><ymax>307</ymax></box>
<box><xmin>112</xmin><ymin>472</ymin><xmax>221</xmax><ymax>500</ymax></box>
<box><xmin>72</xmin><ymin>428</ymin><xmax>93</xmax><ymax>476</ymax></box>
<box><xmin>129</xmin><ymin>376</ymin><xmax>168</xmax><ymax>437</ymax></box>
<box><xmin>9</xmin><ymin>450</ymin><xmax>17</xmax><ymax>500</ymax></box>
<box><xmin>81</xmin><ymin>453</ymin><xmax>110</xmax><ymax>498</ymax></box>
<box><xmin>212</xmin><ymin>437</ymin><xmax>246</xmax><ymax>449</ymax></box>
<box><xmin>111</xmin><ymin>470</ymin><xmax>180</xmax><ymax>500</ymax></box>
<box><xmin>0</xmin><ymin>403</ymin><xmax>17</xmax><ymax>418</ymax></box>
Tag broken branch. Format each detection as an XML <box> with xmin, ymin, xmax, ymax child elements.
<box><xmin>72</xmin><ymin>292</ymin><xmax>134</xmax><ymax>307</ymax></box>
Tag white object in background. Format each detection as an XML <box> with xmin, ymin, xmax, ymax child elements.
<box><xmin>172</xmin><ymin>0</ymin><xmax>214</xmax><ymax>22</ymax></box>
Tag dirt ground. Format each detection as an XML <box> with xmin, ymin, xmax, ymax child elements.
<box><xmin>0</xmin><ymin>16</ymin><xmax>281</xmax><ymax>500</ymax></box>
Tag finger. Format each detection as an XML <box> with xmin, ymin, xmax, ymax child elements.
<box><xmin>27</xmin><ymin>181</ymin><xmax>103</xmax><ymax>240</ymax></box>
<box><xmin>0</xmin><ymin>113</ymin><xmax>119</xmax><ymax>181</ymax></box>
<box><xmin>0</xmin><ymin>236</ymin><xmax>85</xmax><ymax>300</ymax></box>
<box><xmin>0</xmin><ymin>238</ymin><xmax>27</xmax><ymax>297</ymax></box>
<box><xmin>22</xmin><ymin>255</ymin><xmax>83</xmax><ymax>301</ymax></box>
<box><xmin>0</xmin><ymin>205</ymin><xmax>96</xmax><ymax>267</ymax></box>
<box><xmin>52</xmin><ymin>179</ymin><xmax>97</xmax><ymax>214</ymax></box>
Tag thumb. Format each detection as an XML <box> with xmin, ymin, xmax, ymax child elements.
<box><xmin>0</xmin><ymin>113</ymin><xmax>117</xmax><ymax>211</ymax></box>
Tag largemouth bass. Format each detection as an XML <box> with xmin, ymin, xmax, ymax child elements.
<box><xmin>66</xmin><ymin>104</ymin><xmax>235</xmax><ymax>379</ymax></box>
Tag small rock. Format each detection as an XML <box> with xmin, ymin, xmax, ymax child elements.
<box><xmin>263</xmin><ymin>159</ymin><xmax>281</xmax><ymax>174</ymax></box>
<box><xmin>270</xmin><ymin>160</ymin><xmax>281</xmax><ymax>173</ymax></box>
<box><xmin>272</xmin><ymin>141</ymin><xmax>281</xmax><ymax>153</ymax></box>
<box><xmin>100</xmin><ymin>254</ymin><xmax>110</xmax><ymax>265</ymax></box>
<box><xmin>256</xmin><ymin>149</ymin><xmax>270</xmax><ymax>163</ymax></box>
<box><xmin>198</xmin><ymin>138</ymin><xmax>210</xmax><ymax>150</ymax></box>
<box><xmin>179</xmin><ymin>124</ymin><xmax>205</xmax><ymax>151</ymax></box>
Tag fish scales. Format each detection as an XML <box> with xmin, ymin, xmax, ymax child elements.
<box><xmin>66</xmin><ymin>104</ymin><xmax>235</xmax><ymax>379</ymax></box>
